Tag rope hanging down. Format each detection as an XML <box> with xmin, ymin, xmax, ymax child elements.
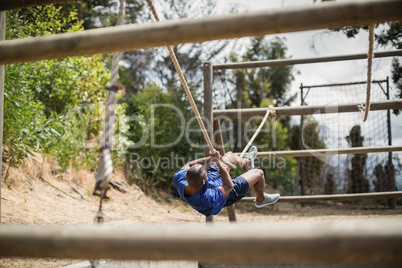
<box><xmin>146</xmin><ymin>0</ymin><xmax>213</xmax><ymax>151</ymax></box>
<box><xmin>360</xmin><ymin>24</ymin><xmax>375</xmax><ymax>122</ymax></box>
<box><xmin>93</xmin><ymin>0</ymin><xmax>126</xmax><ymax>214</ymax></box>
<box><xmin>146</xmin><ymin>0</ymin><xmax>235</xmax><ymax>168</ymax></box>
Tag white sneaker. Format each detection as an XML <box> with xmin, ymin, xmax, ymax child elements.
<box><xmin>247</xmin><ymin>146</ymin><xmax>258</xmax><ymax>170</ymax></box>
<box><xmin>255</xmin><ymin>193</ymin><xmax>280</xmax><ymax>208</ymax></box>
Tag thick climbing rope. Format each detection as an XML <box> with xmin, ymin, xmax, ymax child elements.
<box><xmin>90</xmin><ymin>1</ymin><xmax>125</xmax><ymax>267</ymax></box>
<box><xmin>93</xmin><ymin>0</ymin><xmax>126</xmax><ymax>219</ymax></box>
<box><xmin>240</xmin><ymin>106</ymin><xmax>276</xmax><ymax>158</ymax></box>
<box><xmin>361</xmin><ymin>24</ymin><xmax>375</xmax><ymax>122</ymax></box>
<box><xmin>146</xmin><ymin>0</ymin><xmax>236</xmax><ymax>168</ymax></box>
<box><xmin>146</xmin><ymin>0</ymin><xmax>214</xmax><ymax>151</ymax></box>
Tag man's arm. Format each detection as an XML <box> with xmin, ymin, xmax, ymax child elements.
<box><xmin>181</xmin><ymin>156</ymin><xmax>212</xmax><ymax>169</ymax></box>
<box><xmin>210</xmin><ymin>150</ymin><xmax>233</xmax><ymax>199</ymax></box>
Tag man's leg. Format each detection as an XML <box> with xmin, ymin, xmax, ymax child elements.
<box><xmin>240</xmin><ymin>169</ymin><xmax>265</xmax><ymax>202</ymax></box>
<box><xmin>223</xmin><ymin>151</ymin><xmax>251</xmax><ymax>169</ymax></box>
<box><xmin>241</xmin><ymin>169</ymin><xmax>280</xmax><ymax>206</ymax></box>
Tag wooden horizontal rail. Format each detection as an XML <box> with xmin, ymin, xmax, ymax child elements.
<box><xmin>0</xmin><ymin>222</ymin><xmax>401</xmax><ymax>264</ymax></box>
<box><xmin>213</xmin><ymin>99</ymin><xmax>402</xmax><ymax>119</ymax></box>
<box><xmin>0</xmin><ymin>0</ymin><xmax>71</xmax><ymax>11</ymax></box>
<box><xmin>0</xmin><ymin>0</ymin><xmax>401</xmax><ymax>64</ymax></box>
<box><xmin>239</xmin><ymin>146</ymin><xmax>402</xmax><ymax>159</ymax></box>
<box><xmin>239</xmin><ymin>191</ymin><xmax>402</xmax><ymax>203</ymax></box>
<box><xmin>213</xmin><ymin>50</ymin><xmax>402</xmax><ymax>70</ymax></box>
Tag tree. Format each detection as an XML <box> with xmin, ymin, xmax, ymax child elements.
<box><xmin>298</xmin><ymin>117</ymin><xmax>326</xmax><ymax>195</ymax></box>
<box><xmin>124</xmin><ymin>84</ymin><xmax>204</xmax><ymax>192</ymax></box>
<box><xmin>346</xmin><ymin>125</ymin><xmax>369</xmax><ymax>193</ymax></box>
<box><xmin>118</xmin><ymin>0</ymin><xmax>231</xmax><ymax>94</ymax></box>
<box><xmin>4</xmin><ymin>5</ymin><xmax>112</xmax><ymax>170</ymax></box>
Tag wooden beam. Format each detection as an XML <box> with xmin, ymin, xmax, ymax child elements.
<box><xmin>243</xmin><ymin>146</ymin><xmax>402</xmax><ymax>159</ymax></box>
<box><xmin>203</xmin><ymin>62</ymin><xmax>214</xmax><ymax>223</ymax></box>
<box><xmin>239</xmin><ymin>191</ymin><xmax>402</xmax><ymax>203</ymax></box>
<box><xmin>0</xmin><ymin>222</ymin><xmax>401</xmax><ymax>264</ymax></box>
<box><xmin>213</xmin><ymin>99</ymin><xmax>402</xmax><ymax>119</ymax></box>
<box><xmin>0</xmin><ymin>0</ymin><xmax>72</xmax><ymax>11</ymax></box>
<box><xmin>0</xmin><ymin>11</ymin><xmax>4</xmax><ymax>222</ymax></box>
<box><xmin>213</xmin><ymin>115</ymin><xmax>237</xmax><ymax>222</ymax></box>
<box><xmin>0</xmin><ymin>0</ymin><xmax>401</xmax><ymax>64</ymax></box>
<box><xmin>213</xmin><ymin>50</ymin><xmax>402</xmax><ymax>70</ymax></box>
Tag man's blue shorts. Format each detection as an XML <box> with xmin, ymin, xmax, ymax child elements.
<box><xmin>224</xmin><ymin>176</ymin><xmax>249</xmax><ymax>207</ymax></box>
<box><xmin>207</xmin><ymin>163</ymin><xmax>249</xmax><ymax>207</ymax></box>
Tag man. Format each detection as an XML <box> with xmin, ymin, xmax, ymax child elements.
<box><xmin>173</xmin><ymin>146</ymin><xmax>280</xmax><ymax>217</ymax></box>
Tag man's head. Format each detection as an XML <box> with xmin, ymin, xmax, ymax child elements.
<box><xmin>186</xmin><ymin>164</ymin><xmax>207</xmax><ymax>187</ymax></box>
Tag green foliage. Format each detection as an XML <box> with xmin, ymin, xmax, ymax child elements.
<box><xmin>3</xmin><ymin>64</ymin><xmax>48</xmax><ymax>164</ymax></box>
<box><xmin>3</xmin><ymin>5</ymin><xmax>110</xmax><ymax>170</ymax></box>
<box><xmin>58</xmin><ymin>0</ymin><xmax>144</xmax><ymax>30</ymax></box>
<box><xmin>124</xmin><ymin>85</ymin><xmax>203</xmax><ymax>192</ymax></box>
<box><xmin>299</xmin><ymin>117</ymin><xmax>326</xmax><ymax>191</ymax></box>
<box><xmin>7</xmin><ymin>5</ymin><xmax>82</xmax><ymax>39</ymax></box>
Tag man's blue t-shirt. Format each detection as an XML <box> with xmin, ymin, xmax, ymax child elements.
<box><xmin>173</xmin><ymin>164</ymin><xmax>228</xmax><ymax>216</ymax></box>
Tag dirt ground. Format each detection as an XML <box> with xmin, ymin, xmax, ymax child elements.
<box><xmin>1</xmin><ymin>155</ymin><xmax>401</xmax><ymax>267</ymax></box>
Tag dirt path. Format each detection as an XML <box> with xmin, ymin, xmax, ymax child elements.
<box><xmin>1</xmin><ymin>156</ymin><xmax>401</xmax><ymax>267</ymax></box>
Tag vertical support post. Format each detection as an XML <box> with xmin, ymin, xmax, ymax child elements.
<box><xmin>203</xmin><ymin>62</ymin><xmax>213</xmax><ymax>223</ymax></box>
<box><xmin>298</xmin><ymin>84</ymin><xmax>305</xmax><ymax>197</ymax></box>
<box><xmin>385</xmin><ymin>77</ymin><xmax>395</xmax><ymax>208</ymax></box>
<box><xmin>213</xmin><ymin>115</ymin><xmax>236</xmax><ymax>222</ymax></box>
<box><xmin>0</xmin><ymin>11</ymin><xmax>6</xmax><ymax>223</ymax></box>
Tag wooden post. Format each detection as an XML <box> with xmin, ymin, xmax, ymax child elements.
<box><xmin>203</xmin><ymin>62</ymin><xmax>213</xmax><ymax>223</ymax></box>
<box><xmin>213</xmin><ymin>113</ymin><xmax>236</xmax><ymax>222</ymax></box>
<box><xmin>0</xmin><ymin>11</ymin><xmax>6</xmax><ymax>223</ymax></box>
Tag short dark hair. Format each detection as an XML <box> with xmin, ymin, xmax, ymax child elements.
<box><xmin>186</xmin><ymin>164</ymin><xmax>206</xmax><ymax>186</ymax></box>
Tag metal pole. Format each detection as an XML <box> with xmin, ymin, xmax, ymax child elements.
<box><xmin>213</xmin><ymin>50</ymin><xmax>402</xmax><ymax>70</ymax></box>
<box><xmin>386</xmin><ymin>77</ymin><xmax>396</xmax><ymax>208</ymax></box>
<box><xmin>0</xmin><ymin>0</ymin><xmax>401</xmax><ymax>65</ymax></box>
<box><xmin>301</xmin><ymin>79</ymin><xmax>388</xmax><ymax>89</ymax></box>
<box><xmin>299</xmin><ymin>84</ymin><xmax>305</xmax><ymax>197</ymax></box>
<box><xmin>0</xmin><ymin>11</ymin><xmax>6</xmax><ymax>224</ymax></box>
<box><xmin>203</xmin><ymin>62</ymin><xmax>213</xmax><ymax>223</ymax></box>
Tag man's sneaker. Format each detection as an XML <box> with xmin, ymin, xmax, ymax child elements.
<box><xmin>255</xmin><ymin>193</ymin><xmax>280</xmax><ymax>208</ymax></box>
<box><xmin>247</xmin><ymin>146</ymin><xmax>258</xmax><ymax>170</ymax></box>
